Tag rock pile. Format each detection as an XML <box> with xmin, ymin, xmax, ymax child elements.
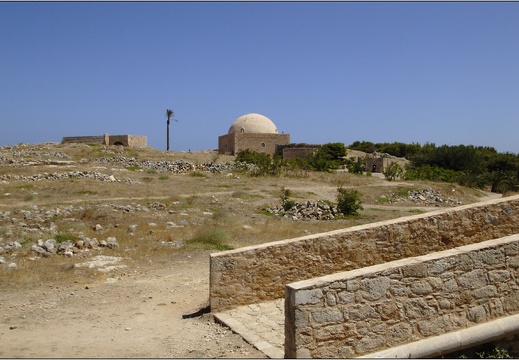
<box><xmin>408</xmin><ymin>188</ymin><xmax>462</xmax><ymax>206</ymax></box>
<box><xmin>30</xmin><ymin>236</ymin><xmax>119</xmax><ymax>257</ymax></box>
<box><xmin>93</xmin><ymin>157</ymin><xmax>253</xmax><ymax>174</ymax></box>
<box><xmin>266</xmin><ymin>200</ymin><xmax>338</xmax><ymax>221</ymax></box>
<box><xmin>379</xmin><ymin>188</ymin><xmax>462</xmax><ymax>207</ymax></box>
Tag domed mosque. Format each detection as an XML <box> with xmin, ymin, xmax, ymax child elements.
<box><xmin>218</xmin><ymin>113</ymin><xmax>290</xmax><ymax>156</ymax></box>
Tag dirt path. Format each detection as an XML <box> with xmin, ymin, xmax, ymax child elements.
<box><xmin>0</xmin><ymin>252</ymin><xmax>266</xmax><ymax>358</ymax></box>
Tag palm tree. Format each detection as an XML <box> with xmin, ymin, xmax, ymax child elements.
<box><xmin>166</xmin><ymin>109</ymin><xmax>175</xmax><ymax>151</ymax></box>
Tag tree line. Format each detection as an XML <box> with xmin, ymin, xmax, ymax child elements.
<box><xmin>348</xmin><ymin>141</ymin><xmax>519</xmax><ymax>194</ymax></box>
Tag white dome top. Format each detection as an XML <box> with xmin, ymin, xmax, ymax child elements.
<box><xmin>228</xmin><ymin>113</ymin><xmax>278</xmax><ymax>134</ymax></box>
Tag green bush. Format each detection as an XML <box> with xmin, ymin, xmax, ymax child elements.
<box><xmin>336</xmin><ymin>186</ymin><xmax>363</xmax><ymax>216</ymax></box>
<box><xmin>345</xmin><ymin>156</ymin><xmax>366</xmax><ymax>175</ymax></box>
<box><xmin>383</xmin><ymin>162</ymin><xmax>404</xmax><ymax>181</ymax></box>
<box><xmin>235</xmin><ymin>149</ymin><xmax>284</xmax><ymax>176</ymax></box>
<box><xmin>307</xmin><ymin>142</ymin><xmax>347</xmax><ymax>172</ymax></box>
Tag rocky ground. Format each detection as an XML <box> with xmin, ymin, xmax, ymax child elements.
<box><xmin>0</xmin><ymin>142</ymin><xmax>504</xmax><ymax>358</ymax></box>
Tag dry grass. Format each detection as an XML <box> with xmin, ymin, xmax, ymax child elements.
<box><xmin>0</xmin><ymin>143</ymin><xmax>502</xmax><ymax>289</ymax></box>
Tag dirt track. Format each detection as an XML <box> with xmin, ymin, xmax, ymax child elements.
<box><xmin>0</xmin><ymin>251</ymin><xmax>266</xmax><ymax>358</ymax></box>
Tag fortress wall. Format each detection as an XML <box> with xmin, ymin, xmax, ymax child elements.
<box><xmin>285</xmin><ymin>234</ymin><xmax>519</xmax><ymax>358</ymax></box>
<box><xmin>210</xmin><ymin>195</ymin><xmax>519</xmax><ymax>312</ymax></box>
<box><xmin>61</xmin><ymin>136</ymin><xmax>106</xmax><ymax>145</ymax></box>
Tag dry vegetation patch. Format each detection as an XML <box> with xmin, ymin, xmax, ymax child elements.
<box><xmin>0</xmin><ymin>142</ymin><xmax>503</xmax><ymax>358</ymax></box>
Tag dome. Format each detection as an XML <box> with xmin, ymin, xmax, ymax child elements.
<box><xmin>228</xmin><ymin>113</ymin><xmax>279</xmax><ymax>134</ymax></box>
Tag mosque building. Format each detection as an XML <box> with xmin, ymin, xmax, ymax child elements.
<box><xmin>218</xmin><ymin>113</ymin><xmax>290</xmax><ymax>156</ymax></box>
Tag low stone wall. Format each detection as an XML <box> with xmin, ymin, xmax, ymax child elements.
<box><xmin>282</xmin><ymin>147</ymin><xmax>317</xmax><ymax>160</ymax></box>
<box><xmin>210</xmin><ymin>195</ymin><xmax>519</xmax><ymax>312</ymax></box>
<box><xmin>61</xmin><ymin>134</ymin><xmax>147</xmax><ymax>148</ymax></box>
<box><xmin>61</xmin><ymin>135</ymin><xmax>106</xmax><ymax>145</ymax></box>
<box><xmin>284</xmin><ymin>234</ymin><xmax>519</xmax><ymax>358</ymax></box>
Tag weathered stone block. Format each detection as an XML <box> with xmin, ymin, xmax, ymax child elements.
<box><xmin>310</xmin><ymin>307</ymin><xmax>343</xmax><ymax>324</ymax></box>
<box><xmin>386</xmin><ymin>322</ymin><xmax>413</xmax><ymax>346</ymax></box>
<box><xmin>360</xmin><ymin>277</ymin><xmax>390</xmax><ymax>300</ymax></box>
<box><xmin>379</xmin><ymin>301</ymin><xmax>399</xmax><ymax>321</ymax></box>
<box><xmin>473</xmin><ymin>285</ymin><xmax>498</xmax><ymax>299</ymax></box>
<box><xmin>467</xmin><ymin>305</ymin><xmax>487</xmax><ymax>323</ymax></box>
<box><xmin>457</xmin><ymin>269</ymin><xmax>487</xmax><ymax>290</ymax></box>
<box><xmin>410</xmin><ymin>279</ymin><xmax>434</xmax><ymax>295</ymax></box>
<box><xmin>337</xmin><ymin>290</ymin><xmax>354</xmax><ymax>304</ymax></box>
<box><xmin>417</xmin><ymin>318</ymin><xmax>444</xmax><ymax>337</ymax></box>
<box><xmin>489</xmin><ymin>269</ymin><xmax>511</xmax><ymax>283</ymax></box>
<box><xmin>404</xmin><ymin>298</ymin><xmax>437</xmax><ymax>319</ymax></box>
<box><xmin>349</xmin><ymin>303</ymin><xmax>380</xmax><ymax>321</ymax></box>
<box><xmin>402</xmin><ymin>262</ymin><xmax>428</xmax><ymax>278</ymax></box>
<box><xmin>326</xmin><ymin>292</ymin><xmax>337</xmax><ymax>306</ymax></box>
<box><xmin>355</xmin><ymin>334</ymin><xmax>385</xmax><ymax>354</ymax></box>
<box><xmin>295</xmin><ymin>289</ymin><xmax>323</xmax><ymax>305</ymax></box>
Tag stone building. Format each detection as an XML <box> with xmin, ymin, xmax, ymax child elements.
<box><xmin>365</xmin><ymin>152</ymin><xmax>408</xmax><ymax>173</ymax></box>
<box><xmin>218</xmin><ymin>113</ymin><xmax>290</xmax><ymax>156</ymax></box>
<box><xmin>61</xmin><ymin>134</ymin><xmax>147</xmax><ymax>148</ymax></box>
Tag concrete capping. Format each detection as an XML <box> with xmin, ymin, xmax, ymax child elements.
<box><xmin>358</xmin><ymin>313</ymin><xmax>519</xmax><ymax>358</ymax></box>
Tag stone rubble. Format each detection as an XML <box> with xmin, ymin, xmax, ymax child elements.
<box><xmin>379</xmin><ymin>188</ymin><xmax>462</xmax><ymax>207</ymax></box>
<box><xmin>93</xmin><ymin>157</ymin><xmax>254</xmax><ymax>174</ymax></box>
<box><xmin>266</xmin><ymin>200</ymin><xmax>338</xmax><ymax>221</ymax></box>
<box><xmin>0</xmin><ymin>170</ymin><xmax>138</xmax><ymax>184</ymax></box>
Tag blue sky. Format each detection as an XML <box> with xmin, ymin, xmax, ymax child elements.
<box><xmin>1</xmin><ymin>2</ymin><xmax>518</xmax><ymax>153</ymax></box>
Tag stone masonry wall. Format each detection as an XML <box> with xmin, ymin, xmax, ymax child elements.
<box><xmin>284</xmin><ymin>234</ymin><xmax>519</xmax><ymax>358</ymax></box>
<box><xmin>235</xmin><ymin>133</ymin><xmax>290</xmax><ymax>157</ymax></box>
<box><xmin>282</xmin><ymin>147</ymin><xmax>317</xmax><ymax>160</ymax></box>
<box><xmin>61</xmin><ymin>135</ymin><xmax>146</xmax><ymax>148</ymax></box>
<box><xmin>62</xmin><ymin>136</ymin><xmax>106</xmax><ymax>145</ymax></box>
<box><xmin>108</xmin><ymin>135</ymin><xmax>147</xmax><ymax>147</ymax></box>
<box><xmin>210</xmin><ymin>195</ymin><xmax>519</xmax><ymax>312</ymax></box>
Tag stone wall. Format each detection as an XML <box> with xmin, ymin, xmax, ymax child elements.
<box><xmin>61</xmin><ymin>135</ymin><xmax>106</xmax><ymax>145</ymax></box>
<box><xmin>282</xmin><ymin>147</ymin><xmax>317</xmax><ymax>160</ymax></box>
<box><xmin>284</xmin><ymin>234</ymin><xmax>519</xmax><ymax>358</ymax></box>
<box><xmin>218</xmin><ymin>133</ymin><xmax>290</xmax><ymax>156</ymax></box>
<box><xmin>210</xmin><ymin>195</ymin><xmax>519</xmax><ymax>312</ymax></box>
<box><xmin>61</xmin><ymin>134</ymin><xmax>146</xmax><ymax>148</ymax></box>
<box><xmin>108</xmin><ymin>135</ymin><xmax>147</xmax><ymax>147</ymax></box>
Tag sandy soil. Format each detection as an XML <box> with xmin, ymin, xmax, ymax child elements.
<box><xmin>0</xmin><ymin>251</ymin><xmax>266</xmax><ymax>358</ymax></box>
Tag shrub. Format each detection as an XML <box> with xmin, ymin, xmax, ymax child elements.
<box><xmin>383</xmin><ymin>162</ymin><xmax>404</xmax><ymax>181</ymax></box>
<box><xmin>279</xmin><ymin>187</ymin><xmax>296</xmax><ymax>211</ymax></box>
<box><xmin>235</xmin><ymin>149</ymin><xmax>284</xmax><ymax>176</ymax></box>
<box><xmin>54</xmin><ymin>233</ymin><xmax>79</xmax><ymax>243</ymax></box>
<box><xmin>185</xmin><ymin>228</ymin><xmax>233</xmax><ymax>251</ymax></box>
<box><xmin>307</xmin><ymin>142</ymin><xmax>347</xmax><ymax>172</ymax></box>
<box><xmin>345</xmin><ymin>156</ymin><xmax>366</xmax><ymax>175</ymax></box>
<box><xmin>336</xmin><ymin>186</ymin><xmax>363</xmax><ymax>216</ymax></box>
